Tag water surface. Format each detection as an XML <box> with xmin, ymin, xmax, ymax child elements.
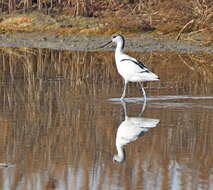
<box><xmin>0</xmin><ymin>48</ymin><xmax>212</xmax><ymax>189</ymax></box>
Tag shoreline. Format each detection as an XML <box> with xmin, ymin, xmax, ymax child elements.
<box><xmin>1</xmin><ymin>32</ymin><xmax>213</xmax><ymax>53</ymax></box>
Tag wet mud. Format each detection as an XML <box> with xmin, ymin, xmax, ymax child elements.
<box><xmin>1</xmin><ymin>32</ymin><xmax>213</xmax><ymax>53</ymax></box>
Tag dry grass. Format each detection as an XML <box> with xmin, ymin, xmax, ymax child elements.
<box><xmin>0</xmin><ymin>12</ymin><xmax>60</xmax><ymax>32</ymax></box>
<box><xmin>0</xmin><ymin>0</ymin><xmax>212</xmax><ymax>42</ymax></box>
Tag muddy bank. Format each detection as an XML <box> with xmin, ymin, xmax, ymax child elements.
<box><xmin>0</xmin><ymin>12</ymin><xmax>212</xmax><ymax>53</ymax></box>
<box><xmin>1</xmin><ymin>32</ymin><xmax>213</xmax><ymax>53</ymax></box>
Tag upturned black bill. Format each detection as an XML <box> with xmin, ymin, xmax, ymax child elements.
<box><xmin>99</xmin><ymin>40</ymin><xmax>112</xmax><ymax>48</ymax></box>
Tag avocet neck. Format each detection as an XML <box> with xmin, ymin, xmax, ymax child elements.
<box><xmin>115</xmin><ymin>40</ymin><xmax>124</xmax><ymax>56</ymax></box>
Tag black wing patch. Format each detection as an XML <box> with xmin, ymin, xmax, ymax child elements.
<box><xmin>120</xmin><ymin>59</ymin><xmax>149</xmax><ymax>73</ymax></box>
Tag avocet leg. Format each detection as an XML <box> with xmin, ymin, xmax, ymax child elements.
<box><xmin>121</xmin><ymin>81</ymin><xmax>127</xmax><ymax>99</ymax></box>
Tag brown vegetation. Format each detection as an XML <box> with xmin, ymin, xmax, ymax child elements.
<box><xmin>0</xmin><ymin>0</ymin><xmax>212</xmax><ymax>43</ymax></box>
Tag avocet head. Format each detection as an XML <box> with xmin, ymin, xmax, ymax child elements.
<box><xmin>111</xmin><ymin>34</ymin><xmax>125</xmax><ymax>43</ymax></box>
<box><xmin>99</xmin><ymin>33</ymin><xmax>125</xmax><ymax>49</ymax></box>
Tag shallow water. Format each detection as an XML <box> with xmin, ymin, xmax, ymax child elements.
<box><xmin>0</xmin><ymin>48</ymin><xmax>212</xmax><ymax>190</ymax></box>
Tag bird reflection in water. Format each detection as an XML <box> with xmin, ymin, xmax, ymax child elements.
<box><xmin>113</xmin><ymin>100</ymin><xmax>160</xmax><ymax>163</ymax></box>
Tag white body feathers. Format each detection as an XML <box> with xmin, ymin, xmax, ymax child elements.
<box><xmin>114</xmin><ymin>37</ymin><xmax>159</xmax><ymax>83</ymax></box>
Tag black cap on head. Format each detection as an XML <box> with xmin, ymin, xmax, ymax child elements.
<box><xmin>111</xmin><ymin>34</ymin><xmax>125</xmax><ymax>50</ymax></box>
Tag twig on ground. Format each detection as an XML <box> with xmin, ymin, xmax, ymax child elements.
<box><xmin>176</xmin><ymin>19</ymin><xmax>194</xmax><ymax>41</ymax></box>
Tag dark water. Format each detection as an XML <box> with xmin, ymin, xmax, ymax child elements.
<box><xmin>0</xmin><ymin>48</ymin><xmax>212</xmax><ymax>189</ymax></box>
